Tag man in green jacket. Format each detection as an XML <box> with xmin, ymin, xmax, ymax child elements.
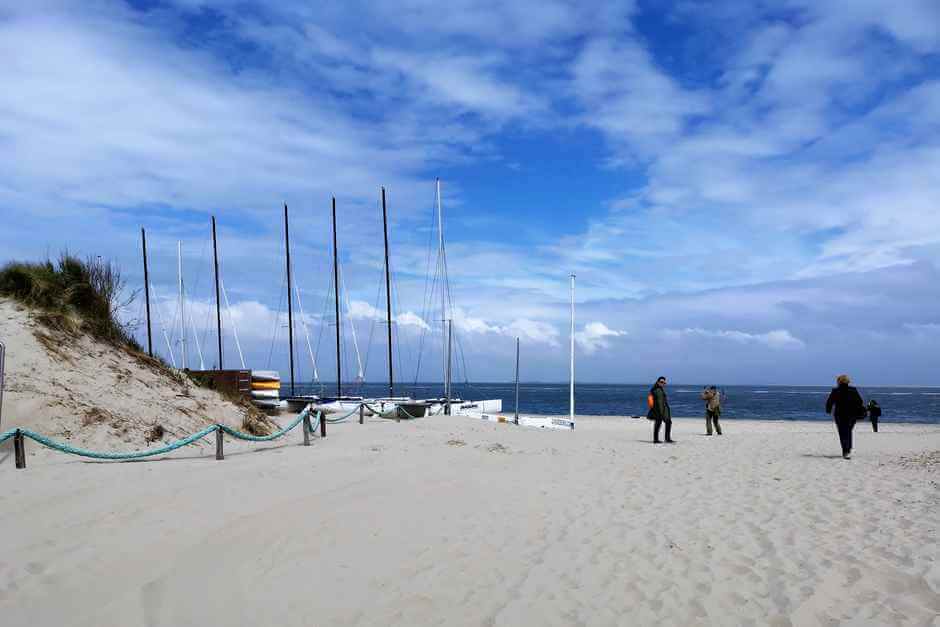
<box><xmin>701</xmin><ymin>386</ymin><xmax>722</xmax><ymax>435</ymax></box>
<box><xmin>648</xmin><ymin>376</ymin><xmax>674</xmax><ymax>443</ymax></box>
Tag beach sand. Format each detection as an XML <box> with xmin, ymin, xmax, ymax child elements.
<box><xmin>1</xmin><ymin>415</ymin><xmax>938</xmax><ymax>626</ymax></box>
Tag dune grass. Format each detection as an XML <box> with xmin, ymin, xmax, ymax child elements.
<box><xmin>0</xmin><ymin>254</ymin><xmax>140</xmax><ymax>348</ymax></box>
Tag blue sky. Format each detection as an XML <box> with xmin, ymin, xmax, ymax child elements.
<box><xmin>2</xmin><ymin>0</ymin><xmax>940</xmax><ymax>386</ymax></box>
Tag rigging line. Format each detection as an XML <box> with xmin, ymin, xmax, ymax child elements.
<box><xmin>338</xmin><ymin>264</ymin><xmax>364</xmax><ymax>382</ymax></box>
<box><xmin>412</xmin><ymin>185</ymin><xmax>440</xmax><ymax>390</ymax></box>
<box><xmin>361</xmin><ymin>272</ymin><xmax>383</xmax><ymax>386</ymax></box>
<box><xmin>291</xmin><ymin>263</ymin><xmax>319</xmax><ymax>384</ymax></box>
<box><xmin>187</xmin><ymin>306</ymin><xmax>206</xmax><ymax>370</ymax></box>
<box><xmin>150</xmin><ymin>282</ymin><xmax>177</xmax><ymax>367</ymax></box>
<box><xmin>314</xmin><ymin>266</ymin><xmax>332</xmax><ymax>373</ymax></box>
<box><xmin>219</xmin><ymin>276</ymin><xmax>246</xmax><ymax>369</ymax></box>
<box><xmin>266</xmin><ymin>268</ymin><xmax>287</xmax><ymax>369</ymax></box>
<box><xmin>389</xmin><ymin>258</ymin><xmax>410</xmax><ymax>396</ymax></box>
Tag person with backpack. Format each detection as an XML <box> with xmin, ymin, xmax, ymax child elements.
<box><xmin>647</xmin><ymin>376</ymin><xmax>674</xmax><ymax>443</ymax></box>
<box><xmin>867</xmin><ymin>399</ymin><xmax>882</xmax><ymax>433</ymax></box>
<box><xmin>701</xmin><ymin>385</ymin><xmax>722</xmax><ymax>435</ymax></box>
<box><xmin>825</xmin><ymin>374</ymin><xmax>867</xmax><ymax>459</ymax></box>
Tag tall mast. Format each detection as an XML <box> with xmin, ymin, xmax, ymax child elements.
<box><xmin>211</xmin><ymin>216</ymin><xmax>222</xmax><ymax>370</ymax></box>
<box><xmin>382</xmin><ymin>187</ymin><xmax>394</xmax><ymax>398</ymax></box>
<box><xmin>284</xmin><ymin>204</ymin><xmax>295</xmax><ymax>396</ymax></box>
<box><xmin>436</xmin><ymin>178</ymin><xmax>447</xmax><ymax>392</ymax></box>
<box><xmin>141</xmin><ymin>228</ymin><xmax>153</xmax><ymax>358</ymax></box>
<box><xmin>569</xmin><ymin>273</ymin><xmax>575</xmax><ymax>420</ymax></box>
<box><xmin>332</xmin><ymin>197</ymin><xmax>341</xmax><ymax>397</ymax></box>
<box><xmin>178</xmin><ymin>241</ymin><xmax>187</xmax><ymax>370</ymax></box>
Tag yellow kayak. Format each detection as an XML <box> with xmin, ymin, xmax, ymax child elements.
<box><xmin>252</xmin><ymin>381</ymin><xmax>281</xmax><ymax>390</ymax></box>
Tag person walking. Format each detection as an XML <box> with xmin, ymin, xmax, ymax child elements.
<box><xmin>701</xmin><ymin>385</ymin><xmax>723</xmax><ymax>435</ymax></box>
<box><xmin>867</xmin><ymin>400</ymin><xmax>882</xmax><ymax>433</ymax></box>
<box><xmin>825</xmin><ymin>374</ymin><xmax>866</xmax><ymax>459</ymax></box>
<box><xmin>647</xmin><ymin>376</ymin><xmax>674</xmax><ymax>443</ymax></box>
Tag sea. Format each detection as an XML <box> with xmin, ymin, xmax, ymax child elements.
<box><xmin>286</xmin><ymin>382</ymin><xmax>940</xmax><ymax>424</ymax></box>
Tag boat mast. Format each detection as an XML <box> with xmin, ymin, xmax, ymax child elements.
<box><xmin>569</xmin><ymin>273</ymin><xmax>575</xmax><ymax>420</ymax></box>
<box><xmin>211</xmin><ymin>216</ymin><xmax>222</xmax><ymax>369</ymax></box>
<box><xmin>178</xmin><ymin>241</ymin><xmax>187</xmax><ymax>369</ymax></box>
<box><xmin>284</xmin><ymin>204</ymin><xmax>295</xmax><ymax>397</ymax></box>
<box><xmin>332</xmin><ymin>197</ymin><xmax>341</xmax><ymax>397</ymax></box>
<box><xmin>436</xmin><ymin>178</ymin><xmax>448</xmax><ymax>396</ymax></box>
<box><xmin>382</xmin><ymin>187</ymin><xmax>394</xmax><ymax>398</ymax></box>
<box><xmin>141</xmin><ymin>228</ymin><xmax>153</xmax><ymax>358</ymax></box>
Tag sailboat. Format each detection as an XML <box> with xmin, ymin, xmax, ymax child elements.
<box><xmin>405</xmin><ymin>179</ymin><xmax>504</xmax><ymax>419</ymax></box>
<box><xmin>310</xmin><ymin>197</ymin><xmax>370</xmax><ymax>416</ymax></box>
<box><xmin>364</xmin><ymin>187</ymin><xmax>429</xmax><ymax>419</ymax></box>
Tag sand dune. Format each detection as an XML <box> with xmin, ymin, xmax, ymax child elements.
<box><xmin>0</xmin><ymin>298</ymin><xmax>260</xmax><ymax>451</ymax></box>
<box><xmin>0</xmin><ymin>415</ymin><xmax>938</xmax><ymax>626</ymax></box>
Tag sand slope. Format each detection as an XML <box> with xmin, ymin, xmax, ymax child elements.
<box><xmin>0</xmin><ymin>415</ymin><xmax>937</xmax><ymax>626</ymax></box>
<box><xmin>0</xmin><ymin>298</ymin><xmax>255</xmax><ymax>453</ymax></box>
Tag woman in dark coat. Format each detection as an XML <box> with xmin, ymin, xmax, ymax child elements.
<box><xmin>825</xmin><ymin>374</ymin><xmax>866</xmax><ymax>459</ymax></box>
<box><xmin>648</xmin><ymin>376</ymin><xmax>674</xmax><ymax>443</ymax></box>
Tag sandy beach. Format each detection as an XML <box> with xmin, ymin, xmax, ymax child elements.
<box><xmin>1</xmin><ymin>414</ymin><xmax>938</xmax><ymax>626</ymax></box>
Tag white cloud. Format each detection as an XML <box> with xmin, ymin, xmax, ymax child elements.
<box><xmin>575</xmin><ymin>321</ymin><xmax>626</xmax><ymax>354</ymax></box>
<box><xmin>667</xmin><ymin>328</ymin><xmax>805</xmax><ymax>350</ymax></box>
<box><xmin>347</xmin><ymin>300</ymin><xmax>430</xmax><ymax>331</ymax></box>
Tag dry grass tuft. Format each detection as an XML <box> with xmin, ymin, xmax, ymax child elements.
<box><xmin>145</xmin><ymin>424</ymin><xmax>166</xmax><ymax>443</ymax></box>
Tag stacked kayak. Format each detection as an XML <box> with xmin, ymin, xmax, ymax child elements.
<box><xmin>250</xmin><ymin>370</ymin><xmax>281</xmax><ymax>411</ymax></box>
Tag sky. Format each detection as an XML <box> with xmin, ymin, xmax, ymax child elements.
<box><xmin>1</xmin><ymin>0</ymin><xmax>939</xmax><ymax>386</ymax></box>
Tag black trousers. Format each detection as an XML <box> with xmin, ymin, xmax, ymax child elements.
<box><xmin>871</xmin><ymin>415</ymin><xmax>879</xmax><ymax>432</ymax></box>
<box><xmin>835</xmin><ymin>418</ymin><xmax>856</xmax><ymax>455</ymax></box>
<box><xmin>654</xmin><ymin>418</ymin><xmax>672</xmax><ymax>442</ymax></box>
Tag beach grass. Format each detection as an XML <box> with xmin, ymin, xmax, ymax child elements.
<box><xmin>0</xmin><ymin>253</ymin><xmax>139</xmax><ymax>348</ymax></box>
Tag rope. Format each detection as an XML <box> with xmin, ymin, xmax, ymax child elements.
<box><xmin>324</xmin><ymin>403</ymin><xmax>364</xmax><ymax>423</ymax></box>
<box><xmin>0</xmin><ymin>409</ymin><xmax>322</xmax><ymax>460</ymax></box>
<box><xmin>219</xmin><ymin>408</ymin><xmax>317</xmax><ymax>441</ymax></box>
<box><xmin>18</xmin><ymin>425</ymin><xmax>218</xmax><ymax>460</ymax></box>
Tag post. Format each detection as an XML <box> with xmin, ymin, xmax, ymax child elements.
<box><xmin>382</xmin><ymin>187</ymin><xmax>394</xmax><ymax>399</ymax></box>
<box><xmin>569</xmin><ymin>273</ymin><xmax>575</xmax><ymax>420</ymax></box>
<box><xmin>332</xmin><ymin>197</ymin><xmax>342</xmax><ymax>398</ymax></box>
<box><xmin>141</xmin><ymin>229</ymin><xmax>153</xmax><ymax>358</ymax></box>
<box><xmin>284</xmin><ymin>204</ymin><xmax>295</xmax><ymax>397</ymax></box>
<box><xmin>359</xmin><ymin>404</ymin><xmax>364</xmax><ymax>425</ymax></box>
<box><xmin>514</xmin><ymin>337</ymin><xmax>520</xmax><ymax>425</ymax></box>
<box><xmin>211</xmin><ymin>217</ymin><xmax>223</xmax><ymax>369</ymax></box>
<box><xmin>215</xmin><ymin>426</ymin><xmax>224</xmax><ymax>460</ymax></box>
<box><xmin>303</xmin><ymin>410</ymin><xmax>311</xmax><ymax>446</ymax></box>
<box><xmin>14</xmin><ymin>429</ymin><xmax>26</xmax><ymax>469</ymax></box>
<box><xmin>445</xmin><ymin>319</ymin><xmax>452</xmax><ymax>415</ymax></box>
<box><xmin>320</xmin><ymin>410</ymin><xmax>327</xmax><ymax>438</ymax></box>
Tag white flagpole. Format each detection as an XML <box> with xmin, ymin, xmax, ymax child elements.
<box><xmin>569</xmin><ymin>273</ymin><xmax>575</xmax><ymax>420</ymax></box>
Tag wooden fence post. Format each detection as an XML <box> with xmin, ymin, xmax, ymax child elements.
<box><xmin>14</xmin><ymin>429</ymin><xmax>25</xmax><ymax>469</ymax></box>
<box><xmin>215</xmin><ymin>426</ymin><xmax>224</xmax><ymax>460</ymax></box>
<box><xmin>359</xmin><ymin>404</ymin><xmax>364</xmax><ymax>425</ymax></box>
<box><xmin>320</xmin><ymin>411</ymin><xmax>326</xmax><ymax>438</ymax></box>
<box><xmin>303</xmin><ymin>411</ymin><xmax>311</xmax><ymax>446</ymax></box>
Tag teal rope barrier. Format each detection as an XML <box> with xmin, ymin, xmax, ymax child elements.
<box><xmin>2</xmin><ymin>407</ymin><xmax>321</xmax><ymax>461</ymax></box>
<box><xmin>21</xmin><ymin>425</ymin><xmax>218</xmax><ymax>460</ymax></box>
<box><xmin>220</xmin><ymin>408</ymin><xmax>316</xmax><ymax>441</ymax></box>
<box><xmin>324</xmin><ymin>404</ymin><xmax>363</xmax><ymax>423</ymax></box>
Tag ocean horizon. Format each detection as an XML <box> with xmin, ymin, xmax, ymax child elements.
<box><xmin>281</xmin><ymin>382</ymin><xmax>940</xmax><ymax>424</ymax></box>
